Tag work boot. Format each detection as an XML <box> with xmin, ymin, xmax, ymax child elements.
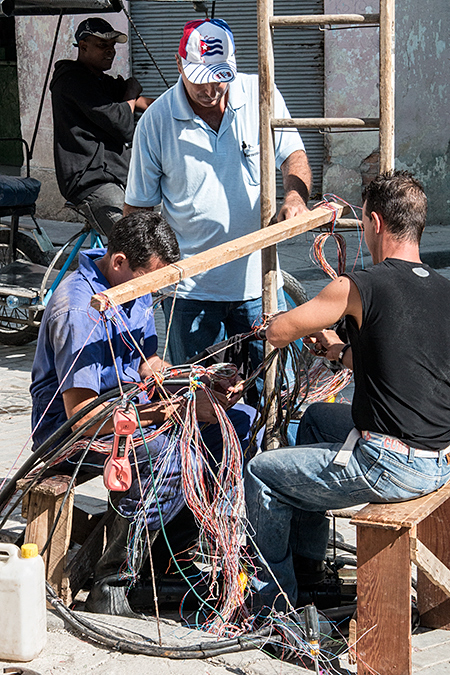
<box><xmin>292</xmin><ymin>554</ymin><xmax>326</xmax><ymax>588</ymax></box>
<box><xmin>85</xmin><ymin>513</ymin><xmax>158</xmax><ymax>617</ymax></box>
<box><xmin>127</xmin><ymin>506</ymin><xmax>205</xmax><ymax>611</ymax></box>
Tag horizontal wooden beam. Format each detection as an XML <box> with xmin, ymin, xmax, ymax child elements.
<box><xmin>272</xmin><ymin>117</ymin><xmax>379</xmax><ymax>129</ymax></box>
<box><xmin>91</xmin><ymin>202</ymin><xmax>346</xmax><ymax>312</ymax></box>
<box><xmin>270</xmin><ymin>14</ymin><xmax>380</xmax><ymax>27</ymax></box>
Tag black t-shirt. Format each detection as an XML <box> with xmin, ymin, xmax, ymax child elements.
<box><xmin>346</xmin><ymin>258</ymin><xmax>450</xmax><ymax>450</ymax></box>
<box><xmin>50</xmin><ymin>60</ymin><xmax>135</xmax><ymax>203</ymax></box>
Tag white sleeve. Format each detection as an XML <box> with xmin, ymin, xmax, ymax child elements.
<box><xmin>273</xmin><ymin>85</ymin><xmax>305</xmax><ymax>169</ymax></box>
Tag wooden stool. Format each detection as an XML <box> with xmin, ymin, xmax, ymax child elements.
<box><xmin>18</xmin><ymin>475</ymin><xmax>113</xmax><ymax>605</ymax></box>
<box><xmin>350</xmin><ymin>482</ymin><xmax>450</xmax><ymax>674</ymax></box>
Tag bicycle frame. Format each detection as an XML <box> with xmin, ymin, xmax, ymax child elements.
<box><xmin>39</xmin><ymin>226</ymin><xmax>103</xmax><ymax>306</ymax></box>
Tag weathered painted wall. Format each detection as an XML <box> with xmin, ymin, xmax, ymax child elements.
<box><xmin>396</xmin><ymin>3</ymin><xmax>450</xmax><ymax>223</ymax></box>
<box><xmin>323</xmin><ymin>0</ymin><xmax>379</xmax><ymax>208</ymax></box>
<box><xmin>14</xmin><ymin>11</ymin><xmax>130</xmax><ymax>219</ymax></box>
<box><xmin>324</xmin><ymin>0</ymin><xmax>450</xmax><ymax>224</ymax></box>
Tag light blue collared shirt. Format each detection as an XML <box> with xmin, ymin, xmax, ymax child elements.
<box><xmin>125</xmin><ymin>73</ymin><xmax>305</xmax><ymax>301</ymax></box>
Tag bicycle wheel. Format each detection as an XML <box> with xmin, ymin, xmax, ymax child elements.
<box><xmin>281</xmin><ymin>269</ymin><xmax>308</xmax><ymax>308</ymax></box>
<box><xmin>281</xmin><ymin>269</ymin><xmax>315</xmax><ymax>370</ymax></box>
<box><xmin>0</xmin><ymin>230</ymin><xmax>47</xmax><ymax>345</ymax></box>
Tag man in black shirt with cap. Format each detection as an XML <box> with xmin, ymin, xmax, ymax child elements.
<box><xmin>50</xmin><ymin>17</ymin><xmax>153</xmax><ymax>237</ymax></box>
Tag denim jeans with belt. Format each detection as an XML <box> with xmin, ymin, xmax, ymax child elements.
<box><xmin>245</xmin><ymin>401</ymin><xmax>450</xmax><ymax>612</ymax></box>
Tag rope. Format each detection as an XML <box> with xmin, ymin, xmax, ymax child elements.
<box><xmin>119</xmin><ymin>0</ymin><xmax>171</xmax><ymax>89</ymax></box>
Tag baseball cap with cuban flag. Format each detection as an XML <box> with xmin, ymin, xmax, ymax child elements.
<box><xmin>178</xmin><ymin>18</ymin><xmax>237</xmax><ymax>84</ymax></box>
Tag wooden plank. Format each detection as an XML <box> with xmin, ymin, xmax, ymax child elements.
<box><xmin>350</xmin><ymin>483</ymin><xmax>450</xmax><ymax>530</ymax></box>
<box><xmin>91</xmin><ymin>203</ymin><xmax>346</xmax><ymax>311</ymax></box>
<box><xmin>25</xmin><ymin>491</ymin><xmax>55</xmax><ymax>567</ymax></box>
<box><xmin>270</xmin><ymin>14</ymin><xmax>380</xmax><ymax>27</ymax></box>
<box><xmin>356</xmin><ymin>525</ymin><xmax>411</xmax><ymax>675</ymax></box>
<box><xmin>379</xmin><ymin>0</ymin><xmax>395</xmax><ymax>172</ymax></box>
<box><xmin>417</xmin><ymin>496</ymin><xmax>450</xmax><ymax>629</ymax></box>
<box><xmin>329</xmin><ymin>507</ymin><xmax>364</xmax><ymax>519</ymax></box>
<box><xmin>21</xmin><ymin>475</ymin><xmax>74</xmax><ymax>604</ymax></box>
<box><xmin>348</xmin><ymin>617</ymin><xmax>357</xmax><ymax>665</ymax></box>
<box><xmin>411</xmin><ymin>537</ymin><xmax>450</xmax><ymax>599</ymax></box>
<box><xmin>46</xmin><ymin>488</ymin><xmax>74</xmax><ymax>602</ymax></box>
<box><xmin>17</xmin><ymin>475</ymin><xmax>71</xmax><ymax>497</ymax></box>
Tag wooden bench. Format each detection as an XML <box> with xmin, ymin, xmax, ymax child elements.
<box><xmin>349</xmin><ymin>482</ymin><xmax>450</xmax><ymax>674</ymax></box>
<box><xmin>18</xmin><ymin>474</ymin><xmax>113</xmax><ymax>605</ymax></box>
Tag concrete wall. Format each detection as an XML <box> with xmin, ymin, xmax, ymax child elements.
<box><xmin>323</xmin><ymin>0</ymin><xmax>379</xmax><ymax>208</ymax></box>
<box><xmin>14</xmin><ymin>11</ymin><xmax>130</xmax><ymax>219</ymax></box>
<box><xmin>323</xmin><ymin>0</ymin><xmax>450</xmax><ymax>224</ymax></box>
<box><xmin>395</xmin><ymin>2</ymin><xmax>450</xmax><ymax>224</ymax></box>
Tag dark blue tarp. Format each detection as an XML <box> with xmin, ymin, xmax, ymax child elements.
<box><xmin>0</xmin><ymin>175</ymin><xmax>41</xmax><ymax>207</ymax></box>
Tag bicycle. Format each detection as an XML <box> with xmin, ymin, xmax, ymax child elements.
<box><xmin>0</xmin><ymin>202</ymin><xmax>104</xmax><ymax>345</ymax></box>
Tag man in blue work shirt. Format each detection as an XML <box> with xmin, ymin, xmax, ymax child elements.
<box><xmin>30</xmin><ymin>211</ymin><xmax>253</xmax><ymax>616</ymax></box>
<box><xmin>124</xmin><ymin>18</ymin><xmax>312</xmax><ymax>370</ymax></box>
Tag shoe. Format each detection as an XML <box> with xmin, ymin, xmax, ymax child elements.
<box><xmin>85</xmin><ymin>513</ymin><xmax>158</xmax><ymax>617</ymax></box>
<box><xmin>292</xmin><ymin>554</ymin><xmax>326</xmax><ymax>587</ymax></box>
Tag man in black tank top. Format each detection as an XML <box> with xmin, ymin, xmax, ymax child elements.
<box><xmin>245</xmin><ymin>171</ymin><xmax>450</xmax><ymax>613</ymax></box>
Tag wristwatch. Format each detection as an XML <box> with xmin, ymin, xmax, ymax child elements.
<box><xmin>338</xmin><ymin>343</ymin><xmax>351</xmax><ymax>366</ymax></box>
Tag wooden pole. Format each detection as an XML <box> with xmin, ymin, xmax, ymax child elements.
<box><xmin>258</xmin><ymin>0</ymin><xmax>277</xmax><ymax>319</ymax></box>
<box><xmin>258</xmin><ymin>0</ymin><xmax>279</xmax><ymax>450</ymax></box>
<box><xmin>272</xmin><ymin>117</ymin><xmax>379</xmax><ymax>129</ymax></box>
<box><xmin>91</xmin><ymin>203</ymin><xmax>346</xmax><ymax>311</ymax></box>
<box><xmin>379</xmin><ymin>0</ymin><xmax>395</xmax><ymax>172</ymax></box>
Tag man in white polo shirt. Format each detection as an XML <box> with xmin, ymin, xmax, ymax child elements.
<box><xmin>124</xmin><ymin>17</ymin><xmax>311</xmax><ymax>368</ymax></box>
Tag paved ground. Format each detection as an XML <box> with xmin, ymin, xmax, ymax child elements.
<box><xmin>1</xmin><ymin>215</ymin><xmax>450</xmax><ymax>672</ymax></box>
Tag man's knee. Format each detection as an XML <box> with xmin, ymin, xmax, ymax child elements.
<box><xmin>296</xmin><ymin>401</ymin><xmax>353</xmax><ymax>445</ymax></box>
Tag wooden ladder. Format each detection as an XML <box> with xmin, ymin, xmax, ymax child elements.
<box><xmin>256</xmin><ymin>2</ymin><xmax>395</xmax><ymax>436</ymax></box>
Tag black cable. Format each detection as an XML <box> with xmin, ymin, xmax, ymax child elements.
<box><xmin>0</xmin><ymin>396</ymin><xmax>123</xmax><ymax>527</ymax></box>
<box><xmin>46</xmin><ymin>582</ymin><xmax>276</xmax><ymax>658</ymax></box>
<box><xmin>0</xmin><ymin>383</ymin><xmax>138</xmax><ymax>512</ymax></box>
<box><xmin>328</xmin><ymin>539</ymin><xmax>357</xmax><ymax>555</ymax></box>
<box><xmin>118</xmin><ymin>0</ymin><xmax>171</xmax><ymax>89</ymax></box>
<box><xmin>39</xmin><ymin>415</ymin><xmax>112</xmax><ymax>557</ymax></box>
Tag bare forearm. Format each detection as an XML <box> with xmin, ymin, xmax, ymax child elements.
<box><xmin>139</xmin><ymin>354</ymin><xmax>170</xmax><ymax>381</ymax></box>
<box><xmin>123</xmin><ymin>203</ymin><xmax>154</xmax><ymax>216</ymax></box>
<box><xmin>281</xmin><ymin>150</ymin><xmax>312</xmax><ymax>206</ymax></box>
<box><xmin>63</xmin><ymin>388</ymin><xmax>184</xmax><ymax>437</ymax></box>
<box><xmin>135</xmin><ymin>96</ymin><xmax>155</xmax><ymax>112</ymax></box>
<box><xmin>266</xmin><ymin>277</ymin><xmax>359</xmax><ymax>348</ymax></box>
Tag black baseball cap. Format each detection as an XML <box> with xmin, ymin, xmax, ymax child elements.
<box><xmin>74</xmin><ymin>18</ymin><xmax>127</xmax><ymax>46</ymax></box>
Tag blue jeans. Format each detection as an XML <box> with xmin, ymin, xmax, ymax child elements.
<box><xmin>161</xmin><ymin>289</ymin><xmax>286</xmax><ymax>370</ymax></box>
<box><xmin>245</xmin><ymin>402</ymin><xmax>450</xmax><ymax>612</ymax></box>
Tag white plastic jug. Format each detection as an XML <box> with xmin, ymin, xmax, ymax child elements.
<box><xmin>0</xmin><ymin>542</ymin><xmax>47</xmax><ymax>661</ymax></box>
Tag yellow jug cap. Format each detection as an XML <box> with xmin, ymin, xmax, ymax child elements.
<box><xmin>21</xmin><ymin>543</ymin><xmax>39</xmax><ymax>558</ymax></box>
